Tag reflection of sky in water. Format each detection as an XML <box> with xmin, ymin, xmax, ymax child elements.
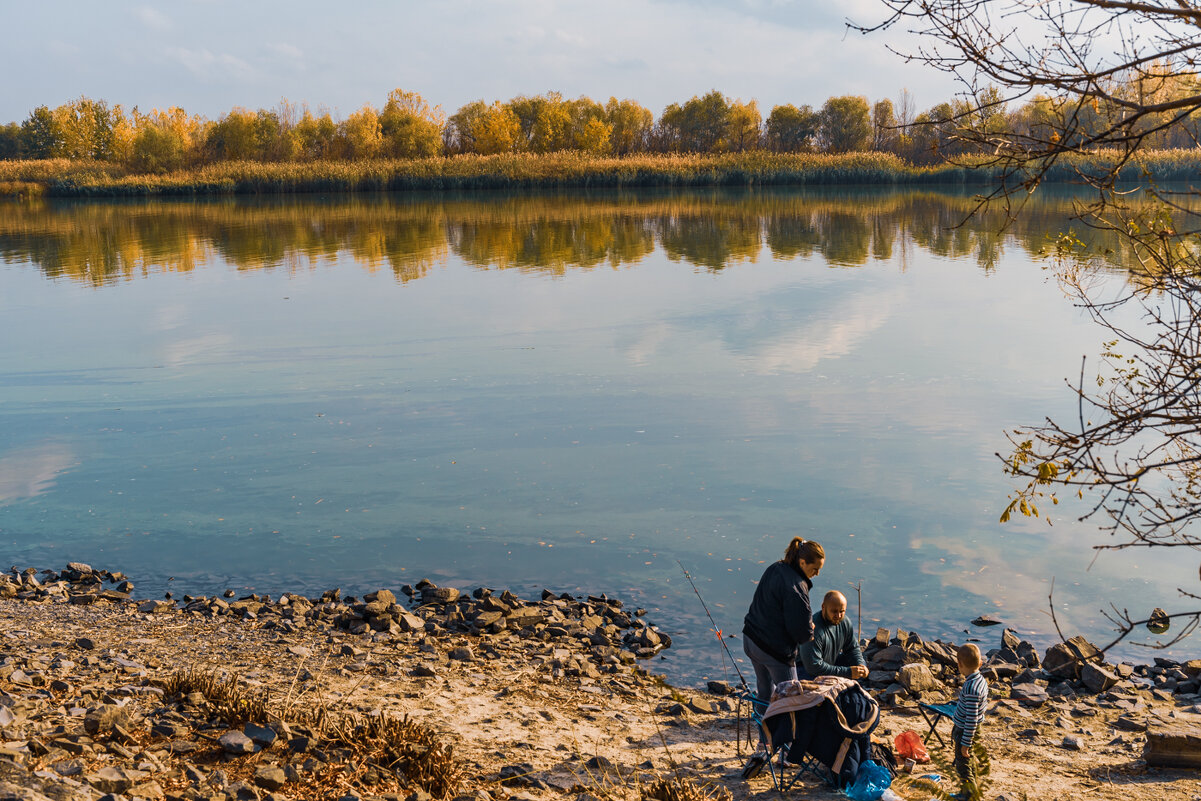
<box><xmin>0</xmin><ymin>192</ymin><xmax>1192</xmax><ymax>686</ymax></box>
<box><xmin>0</xmin><ymin>441</ymin><xmax>77</xmax><ymax>505</ymax></box>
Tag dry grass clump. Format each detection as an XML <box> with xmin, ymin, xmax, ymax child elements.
<box><xmin>302</xmin><ymin>710</ymin><xmax>465</xmax><ymax>799</ymax></box>
<box><xmin>641</xmin><ymin>776</ymin><xmax>732</xmax><ymax>801</ymax></box>
<box><xmin>157</xmin><ymin>668</ymin><xmax>463</xmax><ymax>799</ymax></box>
<box><xmin>154</xmin><ymin>668</ymin><xmax>271</xmax><ymax>727</ymax></box>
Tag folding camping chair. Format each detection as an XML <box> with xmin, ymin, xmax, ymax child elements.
<box><xmin>756</xmin><ymin>677</ymin><xmax>879</xmax><ymax>791</ymax></box>
<box><xmin>733</xmin><ymin>686</ymin><xmax>833</xmax><ymax>791</ymax></box>
<box><xmin>917</xmin><ymin>701</ymin><xmax>957</xmax><ymax>747</ymax></box>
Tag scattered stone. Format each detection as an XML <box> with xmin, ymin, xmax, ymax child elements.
<box><xmin>1082</xmin><ymin>662</ymin><xmax>1119</xmax><ymax>694</ymax></box>
<box><xmin>1114</xmin><ymin>714</ymin><xmax>1148</xmax><ymax>732</ymax></box>
<box><xmin>254</xmin><ymin>764</ymin><xmax>288</xmax><ymax>790</ymax></box>
<box><xmin>1010</xmin><ymin>683</ymin><xmax>1049</xmax><ymax>707</ymax></box>
<box><xmin>219</xmin><ymin>730</ymin><xmax>257</xmax><ymax>755</ymax></box>
<box><xmin>84</xmin><ymin>704</ymin><xmax>137</xmax><ymax>735</ymax></box>
<box><xmin>244</xmin><ymin>722</ymin><xmax>278</xmax><ymax>747</ymax></box>
<box><xmin>1043</xmin><ymin>636</ymin><xmax>1102</xmax><ymax>680</ymax></box>
<box><xmin>1062</xmin><ymin>735</ymin><xmax>1085</xmax><ymax>751</ymax></box>
<box><xmin>88</xmin><ymin>765</ymin><xmax>148</xmax><ymax>794</ymax></box>
<box><xmin>970</xmin><ymin>615</ymin><xmax>1002</xmax><ymax>626</ymax></box>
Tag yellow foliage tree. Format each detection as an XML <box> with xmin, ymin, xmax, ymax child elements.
<box><xmin>339</xmin><ymin>105</ymin><xmax>383</xmax><ymax>159</ymax></box>
<box><xmin>576</xmin><ymin>118</ymin><xmax>613</xmax><ymax>155</ymax></box>
<box><xmin>380</xmin><ymin>89</ymin><xmax>445</xmax><ymax>158</ymax></box>
<box><xmin>471</xmin><ymin>103</ymin><xmax>520</xmax><ymax>155</ymax></box>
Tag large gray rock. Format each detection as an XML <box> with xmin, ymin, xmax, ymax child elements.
<box><xmin>923</xmin><ymin>640</ymin><xmax>959</xmax><ymax>668</ymax></box>
<box><xmin>397</xmin><ymin>613</ymin><xmax>426</xmax><ymax>632</ymax></box>
<box><xmin>365</xmin><ymin>588</ymin><xmax>396</xmax><ymax>606</ymax></box>
<box><xmin>1043</xmin><ymin>636</ymin><xmax>1102</xmax><ymax>680</ymax></box>
<box><xmin>1010</xmin><ymin>683</ymin><xmax>1049</xmax><ymax>706</ymax></box>
<box><xmin>137</xmin><ymin>599</ymin><xmax>174</xmax><ymax>614</ymax></box>
<box><xmin>83</xmin><ymin>704</ymin><xmax>138</xmax><ymax>735</ymax></box>
<box><xmin>219</xmin><ymin>730</ymin><xmax>257</xmax><ymax>755</ymax></box>
<box><xmin>87</xmin><ymin>766</ymin><xmax>148</xmax><ymax>794</ymax></box>
<box><xmin>897</xmin><ymin>663</ymin><xmax>941</xmax><ymax>693</ymax></box>
<box><xmin>869</xmin><ymin>645</ymin><xmax>906</xmax><ymax>669</ymax></box>
<box><xmin>244</xmin><ymin>722</ymin><xmax>278</xmax><ymax>747</ymax></box>
<box><xmin>1081</xmin><ymin>662</ymin><xmax>1119</xmax><ymax>694</ymax></box>
<box><xmin>422</xmin><ymin>586</ymin><xmax>460</xmax><ymax>604</ymax></box>
<box><xmin>254</xmin><ymin>764</ymin><xmax>288</xmax><ymax>790</ymax></box>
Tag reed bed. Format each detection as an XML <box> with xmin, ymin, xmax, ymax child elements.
<box><xmin>2</xmin><ymin>150</ymin><xmax>1199</xmax><ymax>198</ymax></box>
<box><xmin>0</xmin><ymin>152</ymin><xmax>967</xmax><ymax>197</ymax></box>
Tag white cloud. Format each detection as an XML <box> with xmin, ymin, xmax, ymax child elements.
<box><xmin>553</xmin><ymin>29</ymin><xmax>586</xmax><ymax>47</ymax></box>
<box><xmin>268</xmin><ymin>42</ymin><xmax>304</xmax><ymax>61</ymax></box>
<box><xmin>136</xmin><ymin>5</ymin><xmax>172</xmax><ymax>31</ymax></box>
<box><xmin>162</xmin><ymin>46</ymin><xmax>253</xmax><ymax>82</ymax></box>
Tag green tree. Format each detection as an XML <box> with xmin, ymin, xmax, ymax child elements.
<box><xmin>295</xmin><ymin>108</ymin><xmax>338</xmax><ymax>160</ymax></box>
<box><xmin>0</xmin><ymin>123</ymin><xmax>22</xmax><ymax>159</ymax></box>
<box><xmin>131</xmin><ymin>125</ymin><xmax>187</xmax><ymax>173</ymax></box>
<box><xmin>20</xmin><ymin>106</ymin><xmax>60</xmax><ymax>159</ymax></box>
<box><xmin>507</xmin><ymin>93</ymin><xmax>572</xmax><ymax>153</ymax></box>
<box><xmin>605</xmin><ymin>97</ymin><xmax>653</xmax><ymax>155</ymax></box>
<box><xmin>565</xmin><ymin>96</ymin><xmax>609</xmax><ymax>152</ymax></box>
<box><xmin>765</xmin><ymin>104</ymin><xmax>818</xmax><ymax>152</ymax></box>
<box><xmin>817</xmin><ymin>96</ymin><xmax>872</xmax><ymax>153</ymax></box>
<box><xmin>872</xmin><ymin>99</ymin><xmax>898</xmax><ymax>152</ymax></box>
<box><xmin>445</xmin><ymin>100</ymin><xmax>489</xmax><ymax>154</ymax></box>
<box><xmin>727</xmin><ymin>99</ymin><xmax>762</xmax><ymax>151</ymax></box>
<box><xmin>658</xmin><ymin>90</ymin><xmax>733</xmax><ymax>152</ymax></box>
<box><xmin>204</xmin><ymin>108</ymin><xmax>260</xmax><ymax>161</ymax></box>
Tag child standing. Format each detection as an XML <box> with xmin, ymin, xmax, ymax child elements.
<box><xmin>951</xmin><ymin>643</ymin><xmax>988</xmax><ymax>800</ymax></box>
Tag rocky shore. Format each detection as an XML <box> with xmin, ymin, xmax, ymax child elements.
<box><xmin>0</xmin><ymin>564</ymin><xmax>1198</xmax><ymax>801</ymax></box>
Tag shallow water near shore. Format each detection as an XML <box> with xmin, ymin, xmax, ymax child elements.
<box><xmin>0</xmin><ymin>187</ymin><xmax>1192</xmax><ymax>684</ymax></box>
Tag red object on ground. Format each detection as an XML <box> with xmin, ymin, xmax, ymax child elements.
<box><xmin>895</xmin><ymin>730</ymin><xmax>931</xmax><ymax>763</ymax></box>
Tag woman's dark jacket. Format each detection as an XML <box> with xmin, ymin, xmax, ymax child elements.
<box><xmin>742</xmin><ymin>560</ymin><xmax>814</xmax><ymax>663</ymax></box>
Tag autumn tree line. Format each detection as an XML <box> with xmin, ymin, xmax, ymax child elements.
<box><xmin>2</xmin><ymin>77</ymin><xmax>1200</xmax><ymax>174</ymax></box>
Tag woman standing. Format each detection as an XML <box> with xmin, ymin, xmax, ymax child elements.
<box><xmin>740</xmin><ymin>537</ymin><xmax>825</xmax><ymax>777</ymax></box>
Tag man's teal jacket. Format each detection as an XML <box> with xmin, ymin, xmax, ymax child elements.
<box><xmin>798</xmin><ymin>610</ymin><xmax>865</xmax><ymax>679</ymax></box>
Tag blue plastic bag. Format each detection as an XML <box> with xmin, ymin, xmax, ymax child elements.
<box><xmin>844</xmin><ymin>759</ymin><xmax>892</xmax><ymax>801</ymax></box>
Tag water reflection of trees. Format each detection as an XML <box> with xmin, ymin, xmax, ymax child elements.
<box><xmin>0</xmin><ymin>189</ymin><xmax>1146</xmax><ymax>286</ymax></box>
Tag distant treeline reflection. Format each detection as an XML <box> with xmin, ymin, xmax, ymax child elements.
<box><xmin>0</xmin><ymin>189</ymin><xmax>1137</xmax><ymax>285</ymax></box>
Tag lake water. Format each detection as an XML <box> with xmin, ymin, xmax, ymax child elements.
<box><xmin>0</xmin><ymin>188</ymin><xmax>1191</xmax><ymax>685</ymax></box>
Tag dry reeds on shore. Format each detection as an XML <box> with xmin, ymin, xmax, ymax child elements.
<box><xmin>156</xmin><ymin>666</ymin><xmax>465</xmax><ymax>799</ymax></box>
<box><xmin>0</xmin><ymin>151</ymin><xmax>975</xmax><ymax>197</ymax></box>
<box><xmin>2</xmin><ymin>148</ymin><xmax>1199</xmax><ymax>198</ymax></box>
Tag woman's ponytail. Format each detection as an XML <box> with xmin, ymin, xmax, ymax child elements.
<box><xmin>784</xmin><ymin>536</ymin><xmax>825</xmax><ymax>568</ymax></box>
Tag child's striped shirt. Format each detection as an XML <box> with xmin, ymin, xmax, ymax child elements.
<box><xmin>952</xmin><ymin>670</ymin><xmax>989</xmax><ymax>745</ymax></box>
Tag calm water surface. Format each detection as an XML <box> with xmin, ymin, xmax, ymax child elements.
<box><xmin>0</xmin><ymin>188</ymin><xmax>1189</xmax><ymax>684</ymax></box>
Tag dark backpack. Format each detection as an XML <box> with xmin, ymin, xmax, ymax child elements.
<box><xmin>870</xmin><ymin>740</ymin><xmax>899</xmax><ymax>777</ymax></box>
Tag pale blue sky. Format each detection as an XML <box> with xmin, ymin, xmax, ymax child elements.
<box><xmin>2</xmin><ymin>0</ymin><xmax>961</xmax><ymax>123</ymax></box>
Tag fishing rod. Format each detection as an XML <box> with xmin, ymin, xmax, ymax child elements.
<box><xmin>677</xmin><ymin>560</ymin><xmax>749</xmax><ymax>690</ymax></box>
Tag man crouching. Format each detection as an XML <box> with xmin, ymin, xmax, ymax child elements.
<box><xmin>798</xmin><ymin>591</ymin><xmax>869</xmax><ymax>680</ymax></box>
